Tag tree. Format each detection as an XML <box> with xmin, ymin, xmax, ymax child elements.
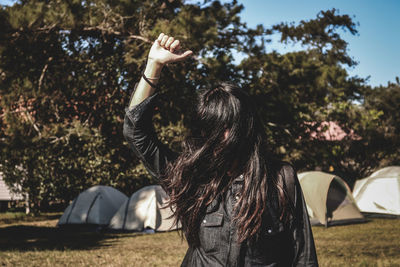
<box><xmin>1</xmin><ymin>1</ymin><xmax>393</xmax><ymax>210</ymax></box>
<box><xmin>0</xmin><ymin>0</ymin><xmax>256</xmax><ymax>212</ymax></box>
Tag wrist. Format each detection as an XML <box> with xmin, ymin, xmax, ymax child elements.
<box><xmin>146</xmin><ymin>58</ymin><xmax>164</xmax><ymax>70</ymax></box>
<box><xmin>144</xmin><ymin>59</ymin><xmax>163</xmax><ymax>80</ymax></box>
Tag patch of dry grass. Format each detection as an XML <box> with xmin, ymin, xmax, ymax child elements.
<box><xmin>313</xmin><ymin>219</ymin><xmax>400</xmax><ymax>267</ymax></box>
<box><xmin>0</xmin><ymin>213</ymin><xmax>399</xmax><ymax>266</ymax></box>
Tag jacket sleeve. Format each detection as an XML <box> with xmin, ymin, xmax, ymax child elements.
<box><xmin>283</xmin><ymin>164</ymin><xmax>319</xmax><ymax>267</ymax></box>
<box><xmin>123</xmin><ymin>92</ymin><xmax>178</xmax><ymax>180</ymax></box>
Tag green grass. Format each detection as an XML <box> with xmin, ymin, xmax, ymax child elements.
<box><xmin>0</xmin><ymin>213</ymin><xmax>399</xmax><ymax>266</ymax></box>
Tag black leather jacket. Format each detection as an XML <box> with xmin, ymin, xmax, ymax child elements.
<box><xmin>123</xmin><ymin>93</ymin><xmax>318</xmax><ymax>267</ymax></box>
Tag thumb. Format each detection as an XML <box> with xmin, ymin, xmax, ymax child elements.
<box><xmin>177</xmin><ymin>50</ymin><xmax>193</xmax><ymax>61</ymax></box>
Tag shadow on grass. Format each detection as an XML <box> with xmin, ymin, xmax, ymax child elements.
<box><xmin>0</xmin><ymin>213</ymin><xmax>62</xmax><ymax>225</ymax></box>
<box><xmin>0</xmin><ymin>225</ymin><xmax>143</xmax><ymax>252</ymax></box>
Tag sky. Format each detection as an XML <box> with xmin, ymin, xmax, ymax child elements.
<box><xmin>1</xmin><ymin>0</ymin><xmax>399</xmax><ymax>87</ymax></box>
<box><xmin>237</xmin><ymin>0</ymin><xmax>400</xmax><ymax>87</ymax></box>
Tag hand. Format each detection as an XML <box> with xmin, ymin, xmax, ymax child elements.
<box><xmin>148</xmin><ymin>33</ymin><xmax>193</xmax><ymax>66</ymax></box>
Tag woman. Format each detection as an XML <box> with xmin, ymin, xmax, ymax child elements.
<box><xmin>123</xmin><ymin>33</ymin><xmax>318</xmax><ymax>266</ymax></box>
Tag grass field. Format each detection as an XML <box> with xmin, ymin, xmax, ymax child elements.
<box><xmin>0</xmin><ymin>213</ymin><xmax>399</xmax><ymax>266</ymax></box>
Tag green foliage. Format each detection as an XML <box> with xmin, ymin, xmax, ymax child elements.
<box><xmin>0</xmin><ymin>0</ymin><xmax>399</xmax><ymax>211</ymax></box>
<box><xmin>361</xmin><ymin>80</ymin><xmax>400</xmax><ymax>167</ymax></box>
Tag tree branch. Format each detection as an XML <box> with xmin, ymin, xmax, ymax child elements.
<box><xmin>25</xmin><ymin>110</ymin><xmax>42</xmax><ymax>138</ymax></box>
<box><xmin>38</xmin><ymin>57</ymin><xmax>53</xmax><ymax>91</ymax></box>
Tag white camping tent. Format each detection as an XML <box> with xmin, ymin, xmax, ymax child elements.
<box><xmin>0</xmin><ymin>172</ymin><xmax>24</xmax><ymax>201</ymax></box>
<box><xmin>58</xmin><ymin>185</ymin><xmax>127</xmax><ymax>226</ymax></box>
<box><xmin>353</xmin><ymin>166</ymin><xmax>400</xmax><ymax>216</ymax></box>
<box><xmin>0</xmin><ymin>172</ymin><xmax>24</xmax><ymax>211</ymax></box>
<box><xmin>109</xmin><ymin>185</ymin><xmax>179</xmax><ymax>232</ymax></box>
<box><xmin>298</xmin><ymin>171</ymin><xmax>365</xmax><ymax>226</ymax></box>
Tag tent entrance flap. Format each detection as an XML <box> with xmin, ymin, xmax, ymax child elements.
<box><xmin>298</xmin><ymin>171</ymin><xmax>365</xmax><ymax>226</ymax></box>
<box><xmin>326</xmin><ymin>179</ymin><xmax>347</xmax><ymax>219</ymax></box>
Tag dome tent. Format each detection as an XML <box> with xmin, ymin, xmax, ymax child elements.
<box><xmin>298</xmin><ymin>171</ymin><xmax>365</xmax><ymax>226</ymax></box>
<box><xmin>58</xmin><ymin>185</ymin><xmax>127</xmax><ymax>226</ymax></box>
<box><xmin>0</xmin><ymin>171</ymin><xmax>24</xmax><ymax>212</ymax></box>
<box><xmin>108</xmin><ymin>185</ymin><xmax>180</xmax><ymax>232</ymax></box>
<box><xmin>353</xmin><ymin>166</ymin><xmax>400</xmax><ymax>216</ymax></box>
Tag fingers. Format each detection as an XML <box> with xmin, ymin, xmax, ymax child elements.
<box><xmin>165</xmin><ymin>37</ymin><xmax>174</xmax><ymax>49</ymax></box>
<box><xmin>170</xmin><ymin>40</ymin><xmax>180</xmax><ymax>53</ymax></box>
<box><xmin>157</xmin><ymin>33</ymin><xmax>180</xmax><ymax>52</ymax></box>
<box><xmin>157</xmin><ymin>33</ymin><xmax>164</xmax><ymax>43</ymax></box>
<box><xmin>155</xmin><ymin>33</ymin><xmax>193</xmax><ymax>62</ymax></box>
<box><xmin>161</xmin><ymin>35</ymin><xmax>169</xmax><ymax>46</ymax></box>
<box><xmin>157</xmin><ymin>33</ymin><xmax>175</xmax><ymax>51</ymax></box>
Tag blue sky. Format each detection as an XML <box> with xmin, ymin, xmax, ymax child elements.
<box><xmin>237</xmin><ymin>0</ymin><xmax>400</xmax><ymax>87</ymax></box>
<box><xmin>1</xmin><ymin>0</ymin><xmax>399</xmax><ymax>87</ymax></box>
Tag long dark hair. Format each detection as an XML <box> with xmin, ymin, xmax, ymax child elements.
<box><xmin>162</xmin><ymin>83</ymin><xmax>290</xmax><ymax>245</ymax></box>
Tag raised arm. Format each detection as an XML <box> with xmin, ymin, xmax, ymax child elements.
<box><xmin>129</xmin><ymin>33</ymin><xmax>193</xmax><ymax>107</ymax></box>
<box><xmin>123</xmin><ymin>33</ymin><xmax>193</xmax><ymax>178</ymax></box>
